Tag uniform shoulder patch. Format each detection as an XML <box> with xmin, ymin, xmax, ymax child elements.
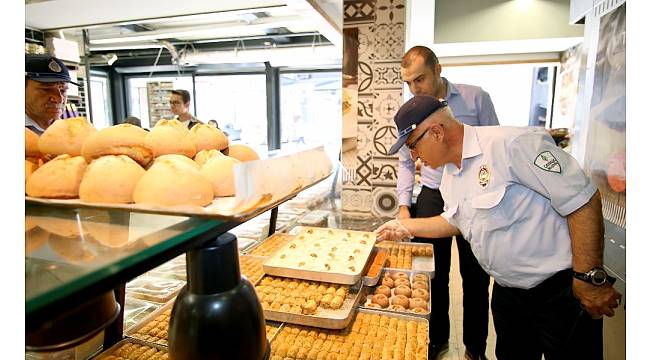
<box><xmin>534</xmin><ymin>151</ymin><xmax>562</xmax><ymax>173</ymax></box>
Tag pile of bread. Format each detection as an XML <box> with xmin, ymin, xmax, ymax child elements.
<box><xmin>25</xmin><ymin>117</ymin><xmax>260</xmax><ymax>207</ymax></box>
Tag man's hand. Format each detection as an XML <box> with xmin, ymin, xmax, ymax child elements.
<box><xmin>375</xmin><ymin>219</ymin><xmax>414</xmax><ymax>242</ymax></box>
<box><xmin>397</xmin><ymin>206</ymin><xmax>411</xmax><ymax>220</ymax></box>
<box><xmin>572</xmin><ymin>279</ymin><xmax>622</xmax><ymax>318</ymax></box>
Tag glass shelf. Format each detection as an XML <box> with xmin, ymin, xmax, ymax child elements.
<box><xmin>25</xmin><ymin>204</ymin><xmax>226</xmax><ymax>318</ymax></box>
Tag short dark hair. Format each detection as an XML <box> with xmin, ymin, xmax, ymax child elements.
<box><xmin>171</xmin><ymin>89</ymin><xmax>191</xmax><ymax>104</ymax></box>
<box><xmin>402</xmin><ymin>46</ymin><xmax>439</xmax><ymax>72</ymax></box>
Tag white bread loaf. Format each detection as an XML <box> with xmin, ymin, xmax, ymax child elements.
<box><xmin>26</xmin><ymin>154</ymin><xmax>87</xmax><ymax>198</ymax></box>
<box><xmin>223</xmin><ymin>144</ymin><xmax>260</xmax><ymax>162</ymax></box>
<box><xmin>145</xmin><ymin>119</ymin><xmax>196</xmax><ymax>158</ymax></box>
<box><xmin>189</xmin><ymin>123</ymin><xmax>229</xmax><ymax>152</ymax></box>
<box><xmin>38</xmin><ymin>117</ymin><xmax>97</xmax><ymax>156</ymax></box>
<box><xmin>200</xmin><ymin>156</ymin><xmax>241</xmax><ymax>196</ymax></box>
<box><xmin>194</xmin><ymin>149</ymin><xmax>224</xmax><ymax>167</ymax></box>
<box><xmin>81</xmin><ymin>124</ymin><xmax>153</xmax><ymax>167</ymax></box>
<box><xmin>79</xmin><ymin>155</ymin><xmax>146</xmax><ymax>204</ymax></box>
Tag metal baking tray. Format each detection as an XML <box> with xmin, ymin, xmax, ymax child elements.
<box><xmin>126</xmin><ymin>276</ymin><xmax>185</xmax><ymax>304</ymax></box>
<box><xmin>244</xmin><ymin>232</ymin><xmax>296</xmax><ymax>257</ymax></box>
<box><xmin>259</xmin><ymin>277</ymin><xmax>364</xmax><ymax>330</ymax></box>
<box><xmin>362</xmin><ymin>247</ymin><xmax>387</xmax><ymax>287</ymax></box>
<box><xmin>269</xmin><ymin>308</ymin><xmax>428</xmax><ymax>359</ymax></box>
<box><xmin>359</xmin><ymin>269</ymin><xmax>432</xmax><ymax>318</ymax></box>
<box><xmin>378</xmin><ymin>241</ymin><xmax>435</xmax><ymax>274</ymax></box>
<box><xmin>125</xmin><ymin>300</ymin><xmax>174</xmax><ymax>346</ymax></box>
<box><xmin>265</xmin><ymin>321</ymin><xmax>284</xmax><ymax>343</ymax></box>
<box><xmin>263</xmin><ymin>227</ymin><xmax>376</xmax><ymax>285</ymax></box>
<box><xmin>123</xmin><ymin>297</ymin><xmax>162</xmax><ymax>333</ymax></box>
<box><xmin>92</xmin><ymin>337</ymin><xmax>168</xmax><ymax>359</ymax></box>
<box><xmin>239</xmin><ymin>254</ymin><xmax>267</xmax><ymax>285</ymax></box>
<box><xmin>147</xmin><ymin>256</ymin><xmax>186</xmax><ymax>281</ymax></box>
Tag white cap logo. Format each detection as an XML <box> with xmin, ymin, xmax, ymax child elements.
<box><xmin>48</xmin><ymin>59</ymin><xmax>62</xmax><ymax>73</ymax></box>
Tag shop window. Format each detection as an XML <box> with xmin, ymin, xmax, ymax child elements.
<box><xmin>194</xmin><ymin>74</ymin><xmax>267</xmax><ymax>154</ymax></box>
<box><xmin>279</xmin><ymin>71</ymin><xmax>342</xmax><ymax>158</ymax></box>
<box><xmin>89</xmin><ymin>75</ymin><xmax>112</xmax><ymax>129</ymax></box>
<box><xmin>434</xmin><ymin>64</ymin><xmax>557</xmax><ymax>127</ymax></box>
<box><xmin>125</xmin><ymin>75</ymin><xmax>194</xmax><ymax>129</ymax></box>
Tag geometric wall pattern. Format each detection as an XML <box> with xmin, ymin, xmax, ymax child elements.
<box><xmin>342</xmin><ymin>0</ymin><xmax>405</xmax><ymax>218</ymax></box>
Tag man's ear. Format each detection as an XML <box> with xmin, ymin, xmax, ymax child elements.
<box><xmin>434</xmin><ymin>63</ymin><xmax>442</xmax><ymax>78</ymax></box>
<box><xmin>429</xmin><ymin>123</ymin><xmax>444</xmax><ymax>142</ymax></box>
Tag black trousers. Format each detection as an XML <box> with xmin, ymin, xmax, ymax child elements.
<box><xmin>412</xmin><ymin>186</ymin><xmax>490</xmax><ymax>354</ymax></box>
<box><xmin>491</xmin><ymin>269</ymin><xmax>604</xmax><ymax>360</ymax></box>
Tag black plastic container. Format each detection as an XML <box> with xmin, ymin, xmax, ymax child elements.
<box><xmin>168</xmin><ymin>232</ymin><xmax>269</xmax><ymax>359</ymax></box>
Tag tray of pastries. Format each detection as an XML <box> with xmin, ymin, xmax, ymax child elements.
<box><xmin>123</xmin><ymin>297</ymin><xmax>161</xmax><ymax>333</ymax></box>
<box><xmin>263</xmin><ymin>227</ymin><xmax>377</xmax><ymax>285</ymax></box>
<box><xmin>361</xmin><ymin>269</ymin><xmax>431</xmax><ymax>318</ymax></box>
<box><xmin>126</xmin><ymin>302</ymin><xmax>173</xmax><ymax>346</ymax></box>
<box><xmin>245</xmin><ymin>233</ymin><xmax>297</xmax><ymax>257</ymax></box>
<box><xmin>239</xmin><ymin>254</ymin><xmax>266</xmax><ymax>285</ymax></box>
<box><xmin>147</xmin><ymin>256</ymin><xmax>186</xmax><ymax>281</ymax></box>
<box><xmin>255</xmin><ymin>275</ymin><xmax>363</xmax><ymax>329</ymax></box>
<box><xmin>93</xmin><ymin>338</ymin><xmax>168</xmax><ymax>359</ymax></box>
<box><xmin>126</xmin><ymin>276</ymin><xmax>185</xmax><ymax>304</ymax></box>
<box><xmin>265</xmin><ymin>320</ymin><xmax>284</xmax><ymax>342</ymax></box>
<box><xmin>375</xmin><ymin>241</ymin><xmax>434</xmax><ymax>274</ymax></box>
<box><xmin>361</xmin><ymin>247</ymin><xmax>387</xmax><ymax>287</ymax></box>
<box><xmin>269</xmin><ymin>309</ymin><xmax>428</xmax><ymax>360</ymax></box>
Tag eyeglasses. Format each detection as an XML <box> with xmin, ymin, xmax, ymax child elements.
<box><xmin>406</xmin><ymin>128</ymin><xmax>429</xmax><ymax>150</ymax></box>
<box><xmin>169</xmin><ymin>100</ymin><xmax>183</xmax><ymax>105</ymax></box>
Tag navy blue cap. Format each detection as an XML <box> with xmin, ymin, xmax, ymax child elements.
<box><xmin>25</xmin><ymin>54</ymin><xmax>79</xmax><ymax>86</ymax></box>
<box><xmin>387</xmin><ymin>96</ymin><xmax>448</xmax><ymax>155</ymax></box>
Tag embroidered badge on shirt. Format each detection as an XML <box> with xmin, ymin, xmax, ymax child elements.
<box><xmin>478</xmin><ymin>165</ymin><xmax>490</xmax><ymax>188</ymax></box>
<box><xmin>534</xmin><ymin>151</ymin><xmax>562</xmax><ymax>173</ymax></box>
<box><xmin>48</xmin><ymin>59</ymin><xmax>62</xmax><ymax>73</ymax></box>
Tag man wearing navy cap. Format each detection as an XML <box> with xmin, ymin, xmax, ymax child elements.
<box><xmin>25</xmin><ymin>54</ymin><xmax>78</xmax><ymax>135</ymax></box>
<box><xmin>397</xmin><ymin>46</ymin><xmax>497</xmax><ymax>360</ymax></box>
<box><xmin>377</xmin><ymin>96</ymin><xmax>622</xmax><ymax>360</ymax></box>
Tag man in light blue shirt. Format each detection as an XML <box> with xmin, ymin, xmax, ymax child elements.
<box><xmin>397</xmin><ymin>46</ymin><xmax>498</xmax><ymax>360</ymax></box>
<box><xmin>378</xmin><ymin>96</ymin><xmax>622</xmax><ymax>360</ymax></box>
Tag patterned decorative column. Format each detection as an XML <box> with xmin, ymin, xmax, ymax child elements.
<box><xmin>342</xmin><ymin>0</ymin><xmax>405</xmax><ymax>219</ymax></box>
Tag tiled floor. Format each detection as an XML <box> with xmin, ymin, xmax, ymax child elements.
<box><xmin>439</xmin><ymin>237</ymin><xmax>497</xmax><ymax>360</ymax></box>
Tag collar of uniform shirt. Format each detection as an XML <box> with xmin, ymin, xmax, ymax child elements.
<box><xmin>445</xmin><ymin>124</ymin><xmax>482</xmax><ymax>175</ymax></box>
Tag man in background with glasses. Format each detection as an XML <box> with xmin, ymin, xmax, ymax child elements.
<box><xmin>377</xmin><ymin>96</ymin><xmax>621</xmax><ymax>360</ymax></box>
<box><xmin>170</xmin><ymin>89</ymin><xmax>202</xmax><ymax>129</ymax></box>
<box><xmin>397</xmin><ymin>46</ymin><xmax>498</xmax><ymax>360</ymax></box>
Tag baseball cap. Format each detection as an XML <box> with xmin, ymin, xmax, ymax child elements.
<box><xmin>387</xmin><ymin>96</ymin><xmax>448</xmax><ymax>155</ymax></box>
<box><xmin>25</xmin><ymin>54</ymin><xmax>79</xmax><ymax>86</ymax></box>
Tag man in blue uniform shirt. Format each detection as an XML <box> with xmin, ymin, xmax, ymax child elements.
<box><xmin>377</xmin><ymin>96</ymin><xmax>622</xmax><ymax>360</ymax></box>
<box><xmin>398</xmin><ymin>46</ymin><xmax>498</xmax><ymax>360</ymax></box>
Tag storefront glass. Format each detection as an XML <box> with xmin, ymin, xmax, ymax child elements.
<box><xmin>125</xmin><ymin>75</ymin><xmax>194</xmax><ymax>128</ymax></box>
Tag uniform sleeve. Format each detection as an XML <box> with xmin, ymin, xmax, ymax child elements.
<box><xmin>397</xmin><ymin>145</ymin><xmax>416</xmax><ymax>207</ymax></box>
<box><xmin>507</xmin><ymin>130</ymin><xmax>597</xmax><ymax>216</ymax></box>
<box><xmin>477</xmin><ymin>90</ymin><xmax>499</xmax><ymax>126</ymax></box>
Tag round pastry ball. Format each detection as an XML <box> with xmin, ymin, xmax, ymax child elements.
<box><xmin>199</xmin><ymin>156</ymin><xmax>241</xmax><ymax>196</ymax></box>
<box><xmin>412</xmin><ymin>288</ymin><xmax>429</xmax><ymax>301</ymax></box>
<box><xmin>79</xmin><ymin>155</ymin><xmax>145</xmax><ymax>203</ymax></box>
<box><xmin>154</xmin><ymin>154</ymin><xmax>200</xmax><ymax>170</ymax></box>
<box><xmin>145</xmin><ymin>119</ymin><xmax>196</xmax><ymax>158</ymax></box>
<box><xmin>38</xmin><ymin>117</ymin><xmax>97</xmax><ymax>156</ymax></box>
<box><xmin>375</xmin><ymin>285</ymin><xmax>392</xmax><ymax>297</ymax></box>
<box><xmin>26</xmin><ymin>154</ymin><xmax>87</xmax><ymax>198</ymax></box>
<box><xmin>81</xmin><ymin>123</ymin><xmax>153</xmax><ymax>167</ymax></box>
<box><xmin>394</xmin><ymin>278</ymin><xmax>411</xmax><ymax>288</ymax></box>
<box><xmin>388</xmin><ymin>304</ymin><xmax>406</xmax><ymax>312</ymax></box>
<box><xmin>394</xmin><ymin>285</ymin><xmax>412</xmax><ymax>298</ymax></box>
<box><xmin>133</xmin><ymin>158</ymin><xmax>214</xmax><ymax>207</ymax></box>
<box><xmin>223</xmin><ymin>144</ymin><xmax>260</xmax><ymax>162</ymax></box>
<box><xmin>391</xmin><ymin>294</ymin><xmax>410</xmax><ymax>308</ymax></box>
<box><xmin>371</xmin><ymin>294</ymin><xmax>389</xmax><ymax>308</ymax></box>
<box><xmin>412</xmin><ymin>280</ymin><xmax>428</xmax><ymax>290</ymax></box>
<box><xmin>25</xmin><ymin>127</ymin><xmax>41</xmax><ymax>158</ymax></box>
<box><xmin>381</xmin><ymin>276</ymin><xmax>394</xmax><ymax>288</ymax></box>
<box><xmin>190</xmin><ymin>123</ymin><xmax>229</xmax><ymax>152</ymax></box>
<box><xmin>409</xmin><ymin>297</ymin><xmax>427</xmax><ymax>310</ymax></box>
<box><xmin>413</xmin><ymin>274</ymin><xmax>428</xmax><ymax>283</ymax></box>
<box><xmin>194</xmin><ymin>149</ymin><xmax>224</xmax><ymax>167</ymax></box>
<box><xmin>391</xmin><ymin>272</ymin><xmax>409</xmax><ymax>281</ymax></box>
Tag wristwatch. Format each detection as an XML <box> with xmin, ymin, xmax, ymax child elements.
<box><xmin>573</xmin><ymin>267</ymin><xmax>616</xmax><ymax>286</ymax></box>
